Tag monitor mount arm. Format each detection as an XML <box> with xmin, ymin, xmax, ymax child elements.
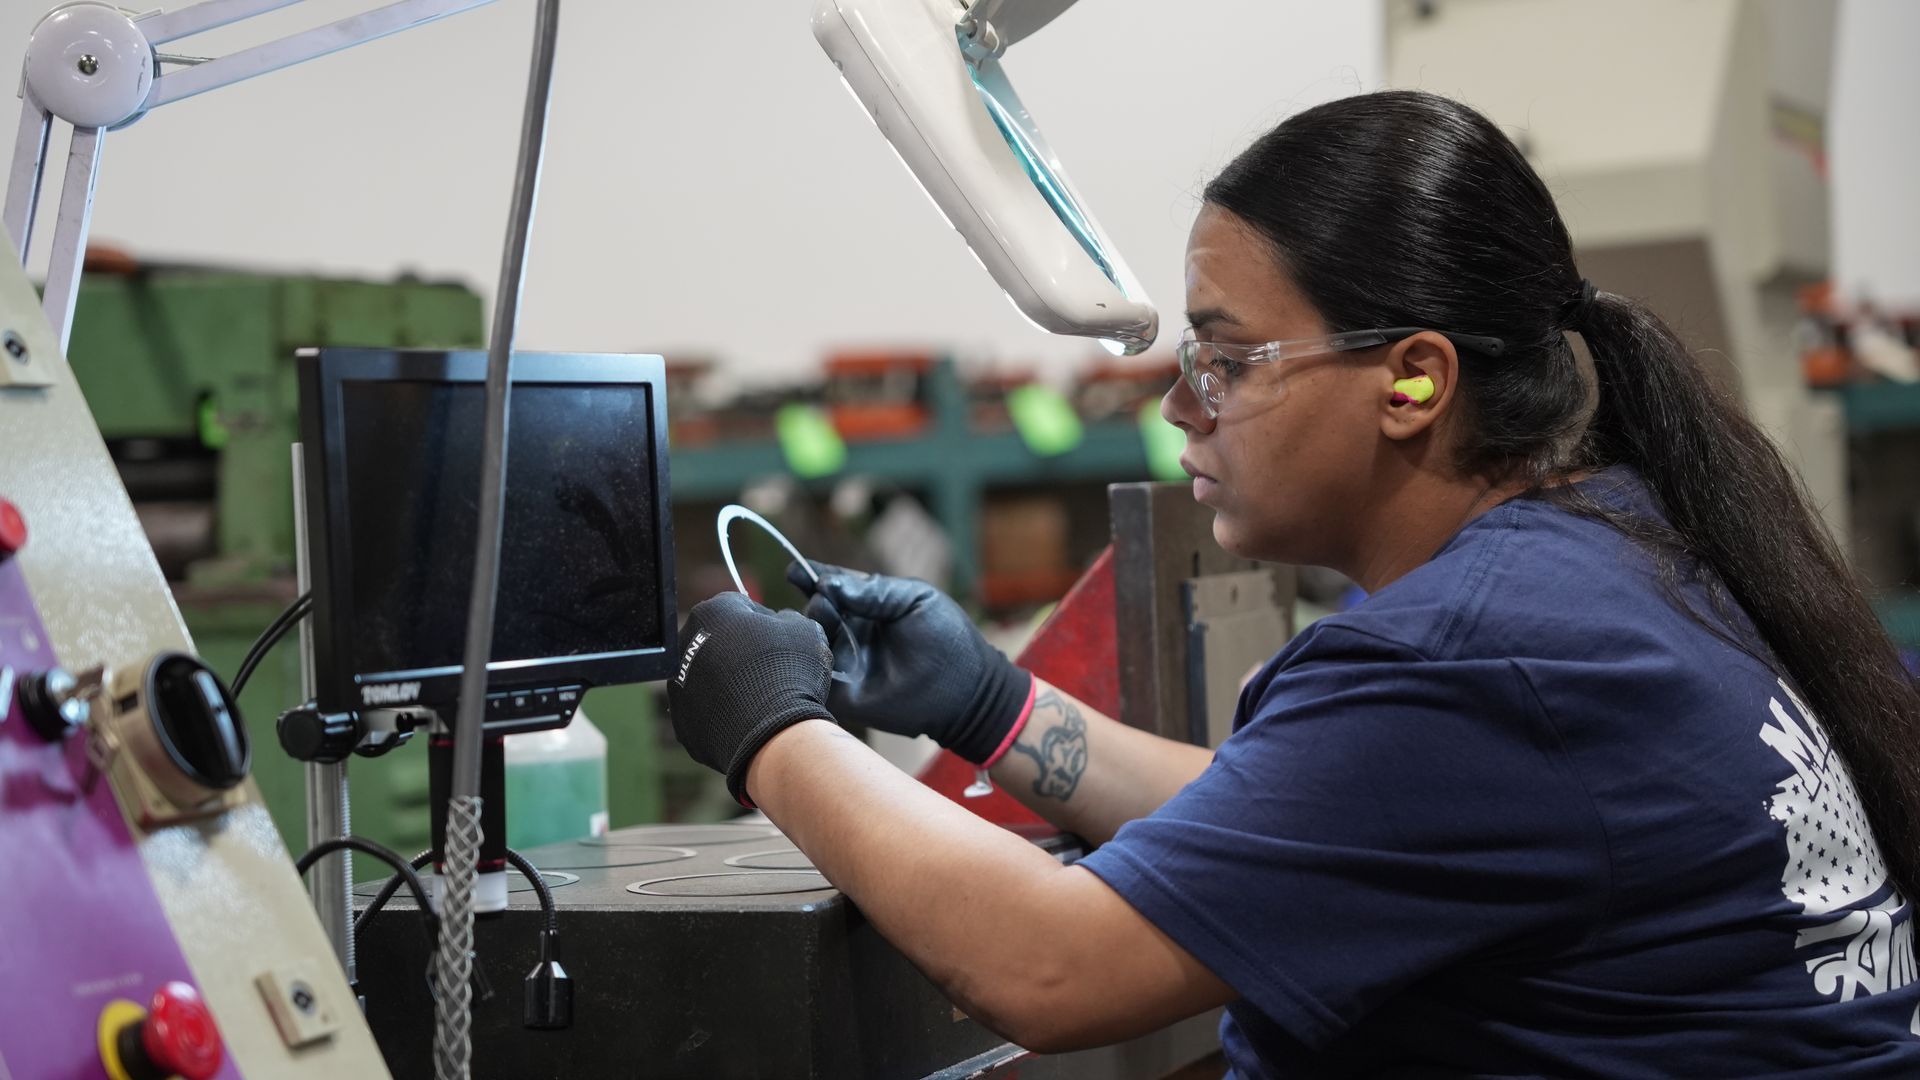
<box><xmin>6</xmin><ymin>0</ymin><xmax>503</xmax><ymax>353</ymax></box>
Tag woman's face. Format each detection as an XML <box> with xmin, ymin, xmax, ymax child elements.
<box><xmin>1162</xmin><ymin>205</ymin><xmax>1384</xmax><ymax>567</ymax></box>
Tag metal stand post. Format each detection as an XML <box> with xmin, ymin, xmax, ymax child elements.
<box><xmin>294</xmin><ymin>446</ymin><xmax>354</xmax><ymax>982</ymax></box>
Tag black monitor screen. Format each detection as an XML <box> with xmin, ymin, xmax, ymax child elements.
<box><xmin>300</xmin><ymin>349</ymin><xmax>676</xmax><ymax>716</ymax></box>
<box><xmin>340</xmin><ymin>382</ymin><xmax>661</xmax><ymax>674</ymax></box>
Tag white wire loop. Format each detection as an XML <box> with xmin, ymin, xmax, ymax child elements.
<box><xmin>718</xmin><ymin>504</ymin><xmax>818</xmax><ymax>595</ymax></box>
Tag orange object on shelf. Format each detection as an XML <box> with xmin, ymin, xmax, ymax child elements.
<box><xmin>827</xmin><ymin>402</ymin><xmax>929</xmax><ymax>440</ymax></box>
<box><xmin>1796</xmin><ymin>281</ymin><xmax>1860</xmax><ymax>388</ymax></box>
<box><xmin>823</xmin><ymin>350</ymin><xmax>936</xmax><ymax>440</ymax></box>
<box><xmin>82</xmin><ymin>244</ymin><xmax>141</xmax><ymax>275</ymax></box>
<box><xmin>1803</xmin><ymin>346</ymin><xmax>1852</xmax><ymax>388</ymax></box>
<box><xmin>669</xmin><ymin>415</ymin><xmax>721</xmax><ymax>446</ymax></box>
<box><xmin>1798</xmin><ymin>281</ymin><xmax>1835</xmax><ymax>314</ymax></box>
<box><xmin>824</xmin><ymin>350</ymin><xmax>936</xmax><ymax>377</ymax></box>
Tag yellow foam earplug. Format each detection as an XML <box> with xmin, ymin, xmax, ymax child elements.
<box><xmin>1390</xmin><ymin>375</ymin><xmax>1435</xmax><ymax>405</ymax></box>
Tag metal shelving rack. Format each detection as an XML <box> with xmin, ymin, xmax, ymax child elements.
<box><xmin>1826</xmin><ymin>383</ymin><xmax>1920</xmax><ymax>436</ymax></box>
<box><xmin>668</xmin><ymin>359</ymin><xmax>1163</xmax><ymax>595</ymax></box>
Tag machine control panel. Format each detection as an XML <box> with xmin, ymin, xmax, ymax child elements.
<box><xmin>0</xmin><ymin>541</ymin><xmax>243</xmax><ymax>1078</ymax></box>
<box><xmin>0</xmin><ymin>240</ymin><xmax>391</xmax><ymax>1076</ymax></box>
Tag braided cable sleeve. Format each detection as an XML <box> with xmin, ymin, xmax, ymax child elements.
<box><xmin>432</xmin><ymin>795</ymin><xmax>483</xmax><ymax>1079</ymax></box>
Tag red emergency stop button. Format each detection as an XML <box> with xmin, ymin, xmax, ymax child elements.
<box><xmin>0</xmin><ymin>497</ymin><xmax>25</xmax><ymax>560</ymax></box>
<box><xmin>142</xmin><ymin>981</ymin><xmax>223</xmax><ymax>1079</ymax></box>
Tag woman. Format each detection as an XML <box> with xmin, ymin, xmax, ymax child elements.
<box><xmin>666</xmin><ymin>91</ymin><xmax>1920</xmax><ymax>1077</ymax></box>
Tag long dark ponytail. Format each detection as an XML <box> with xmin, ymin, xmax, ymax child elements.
<box><xmin>1206</xmin><ymin>90</ymin><xmax>1920</xmax><ymax>903</ymax></box>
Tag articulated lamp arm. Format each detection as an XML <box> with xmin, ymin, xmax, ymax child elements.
<box><xmin>5</xmin><ymin>0</ymin><xmax>501</xmax><ymax>355</ymax></box>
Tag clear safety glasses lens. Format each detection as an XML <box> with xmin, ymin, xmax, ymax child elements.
<box><xmin>1174</xmin><ymin>339</ymin><xmax>1219</xmax><ymax>417</ymax></box>
<box><xmin>1175</xmin><ymin>337</ymin><xmax>1271</xmax><ymax>419</ymax></box>
<box><xmin>1175</xmin><ymin>330</ymin><xmax>1395</xmax><ymax>419</ymax></box>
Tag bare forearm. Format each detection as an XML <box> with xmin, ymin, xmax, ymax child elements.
<box><xmin>990</xmin><ymin>679</ymin><xmax>1212</xmax><ymax>844</ymax></box>
<box><xmin>745</xmin><ymin>719</ymin><xmax>1228</xmax><ymax>1051</ymax></box>
<box><xmin>745</xmin><ymin>721</ymin><xmax>1101</xmax><ymax>1044</ymax></box>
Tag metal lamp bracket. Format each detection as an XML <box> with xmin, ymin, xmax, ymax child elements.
<box><xmin>5</xmin><ymin>0</ymin><xmax>502</xmax><ymax>353</ymax></box>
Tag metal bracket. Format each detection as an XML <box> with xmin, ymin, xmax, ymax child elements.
<box><xmin>6</xmin><ymin>0</ymin><xmax>502</xmax><ymax>351</ymax></box>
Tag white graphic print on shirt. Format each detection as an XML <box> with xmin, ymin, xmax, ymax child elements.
<box><xmin>1761</xmin><ymin>678</ymin><xmax>1917</xmax><ymax>1018</ymax></box>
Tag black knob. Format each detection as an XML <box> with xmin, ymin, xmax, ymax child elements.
<box><xmin>147</xmin><ymin>655</ymin><xmax>248</xmax><ymax>789</ymax></box>
<box><xmin>18</xmin><ymin>667</ymin><xmax>89</xmax><ymax>741</ymax></box>
<box><xmin>276</xmin><ymin>706</ymin><xmax>362</xmax><ymax>764</ymax></box>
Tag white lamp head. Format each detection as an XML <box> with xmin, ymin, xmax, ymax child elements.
<box><xmin>814</xmin><ymin>0</ymin><xmax>1158</xmax><ymax>355</ymax></box>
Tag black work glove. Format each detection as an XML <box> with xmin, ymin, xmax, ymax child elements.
<box><xmin>786</xmin><ymin>562</ymin><xmax>1033</xmax><ymax>765</ymax></box>
<box><xmin>667</xmin><ymin>592</ymin><xmax>834</xmax><ymax>806</ymax></box>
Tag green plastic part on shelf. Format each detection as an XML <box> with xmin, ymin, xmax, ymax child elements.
<box><xmin>1008</xmin><ymin>384</ymin><xmax>1084</xmax><ymax>457</ymax></box>
<box><xmin>1139</xmin><ymin>400</ymin><xmax>1186</xmax><ymax>481</ymax></box>
<box><xmin>196</xmin><ymin>396</ymin><xmax>230</xmax><ymax>451</ymax></box>
<box><xmin>776</xmin><ymin>403</ymin><xmax>847</xmax><ymax>478</ymax></box>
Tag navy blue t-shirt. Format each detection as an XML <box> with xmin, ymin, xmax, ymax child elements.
<box><xmin>1078</xmin><ymin>471</ymin><xmax>1920</xmax><ymax>1078</ymax></box>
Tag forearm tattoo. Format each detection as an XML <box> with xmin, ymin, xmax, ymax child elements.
<box><xmin>1010</xmin><ymin>689</ymin><xmax>1088</xmax><ymax>802</ymax></box>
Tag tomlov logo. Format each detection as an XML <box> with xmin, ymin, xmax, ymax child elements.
<box><xmin>362</xmin><ymin>681</ymin><xmax>422</xmax><ymax>706</ymax></box>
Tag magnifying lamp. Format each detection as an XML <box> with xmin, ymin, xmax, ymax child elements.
<box><xmin>814</xmin><ymin>0</ymin><xmax>1159</xmax><ymax>355</ymax></box>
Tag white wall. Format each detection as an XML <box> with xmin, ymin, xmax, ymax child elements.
<box><xmin>2</xmin><ymin>0</ymin><xmax>1383</xmax><ymax>381</ymax></box>
<box><xmin>1831</xmin><ymin>0</ymin><xmax>1920</xmax><ymax>307</ymax></box>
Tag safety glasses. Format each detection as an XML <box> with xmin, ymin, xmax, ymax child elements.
<box><xmin>1174</xmin><ymin>327</ymin><xmax>1506</xmax><ymax>419</ymax></box>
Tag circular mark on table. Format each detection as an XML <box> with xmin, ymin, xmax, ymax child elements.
<box><xmin>353</xmin><ymin>868</ymin><xmax>578</xmax><ymax>899</ymax></box>
<box><xmin>626</xmin><ymin>870</ymin><xmax>832</xmax><ymax>898</ymax></box>
<box><xmin>503</xmin><ymin>869</ymin><xmax>578</xmax><ymax>892</ymax></box>
<box><xmin>722</xmin><ymin>848</ymin><xmax>814</xmax><ymax>871</ymax></box>
<box><xmin>579</xmin><ymin>824</ymin><xmax>781</xmax><ymax>848</ymax></box>
<box><xmin>531</xmin><ymin>845</ymin><xmax>697</xmax><ymax>872</ymax></box>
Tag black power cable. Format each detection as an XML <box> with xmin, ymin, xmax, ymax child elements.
<box><xmin>354</xmin><ymin>848</ymin><xmax>435</xmax><ymax>940</ymax></box>
<box><xmin>500</xmin><ymin>849</ymin><xmax>558</xmax><ymax>936</ymax></box>
<box><xmin>354</xmin><ymin>846</ymin><xmax>570</xmax><ymax>1029</ymax></box>
<box><xmin>296</xmin><ymin>836</ymin><xmax>436</xmax><ymax>945</ymax></box>
<box><xmin>503</xmin><ymin>847</ymin><xmax>570</xmax><ymax>1029</ymax></box>
<box><xmin>232</xmin><ymin>591</ymin><xmax>312</xmax><ymax>697</ymax></box>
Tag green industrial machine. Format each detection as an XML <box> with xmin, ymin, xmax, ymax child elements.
<box><xmin>72</xmin><ymin>269</ymin><xmax>488</xmax><ymax>582</ymax></box>
<box><xmin>66</xmin><ymin>267</ymin><xmax>681</xmax><ymax>875</ymax></box>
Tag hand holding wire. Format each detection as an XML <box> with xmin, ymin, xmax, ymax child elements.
<box><xmin>784</xmin><ymin>562</ymin><xmax>1034</xmax><ymax>769</ymax></box>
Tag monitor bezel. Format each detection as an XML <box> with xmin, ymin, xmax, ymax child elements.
<box><xmin>297</xmin><ymin>347</ymin><xmax>678</xmax><ymax>716</ymax></box>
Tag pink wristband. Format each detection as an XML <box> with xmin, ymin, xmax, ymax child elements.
<box><xmin>980</xmin><ymin>679</ymin><xmax>1037</xmax><ymax>768</ymax></box>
